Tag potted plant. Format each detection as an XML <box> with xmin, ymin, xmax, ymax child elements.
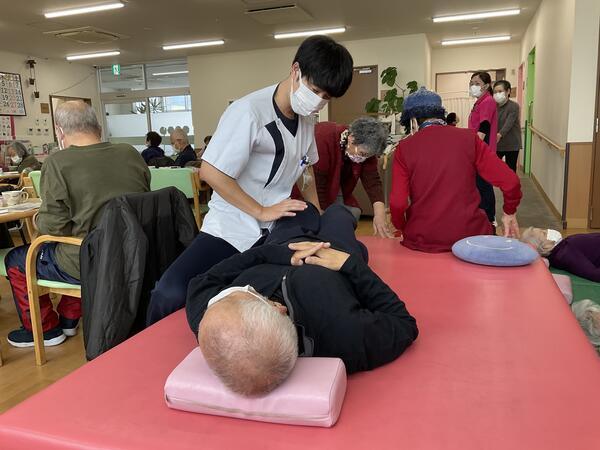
<box><xmin>365</xmin><ymin>67</ymin><xmax>418</xmax><ymax>134</ymax></box>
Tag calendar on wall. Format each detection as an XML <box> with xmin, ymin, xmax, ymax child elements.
<box><xmin>0</xmin><ymin>72</ymin><xmax>26</xmax><ymax>116</ymax></box>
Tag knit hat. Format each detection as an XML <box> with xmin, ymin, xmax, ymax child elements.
<box><xmin>400</xmin><ymin>87</ymin><xmax>446</xmax><ymax>130</ymax></box>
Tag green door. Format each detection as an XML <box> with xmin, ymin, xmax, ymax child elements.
<box><xmin>524</xmin><ymin>48</ymin><xmax>536</xmax><ymax>174</ymax></box>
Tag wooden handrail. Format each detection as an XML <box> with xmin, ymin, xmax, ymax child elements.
<box><xmin>529</xmin><ymin>125</ymin><xmax>566</xmax><ymax>155</ymax></box>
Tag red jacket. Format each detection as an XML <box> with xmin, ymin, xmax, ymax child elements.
<box><xmin>293</xmin><ymin>122</ymin><xmax>384</xmax><ymax>209</ymax></box>
<box><xmin>390</xmin><ymin>125</ymin><xmax>522</xmax><ymax>253</ymax></box>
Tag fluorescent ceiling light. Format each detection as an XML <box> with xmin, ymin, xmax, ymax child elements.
<box><xmin>433</xmin><ymin>9</ymin><xmax>520</xmax><ymax>23</ymax></box>
<box><xmin>441</xmin><ymin>35</ymin><xmax>511</xmax><ymax>46</ymax></box>
<box><xmin>274</xmin><ymin>27</ymin><xmax>346</xmax><ymax>40</ymax></box>
<box><xmin>152</xmin><ymin>70</ymin><xmax>189</xmax><ymax>76</ymax></box>
<box><xmin>45</xmin><ymin>2</ymin><xmax>124</xmax><ymax>18</ymax></box>
<box><xmin>162</xmin><ymin>40</ymin><xmax>225</xmax><ymax>50</ymax></box>
<box><xmin>66</xmin><ymin>50</ymin><xmax>120</xmax><ymax>60</ymax></box>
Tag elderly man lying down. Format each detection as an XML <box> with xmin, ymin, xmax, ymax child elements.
<box><xmin>186</xmin><ymin>204</ymin><xmax>418</xmax><ymax>396</ymax></box>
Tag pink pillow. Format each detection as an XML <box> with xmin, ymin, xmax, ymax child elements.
<box><xmin>552</xmin><ymin>274</ymin><xmax>573</xmax><ymax>304</ymax></box>
<box><xmin>164</xmin><ymin>348</ymin><xmax>347</xmax><ymax>427</ymax></box>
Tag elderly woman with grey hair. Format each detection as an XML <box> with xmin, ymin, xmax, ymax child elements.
<box><xmin>521</xmin><ymin>227</ymin><xmax>600</xmax><ymax>282</ymax></box>
<box><xmin>6</xmin><ymin>141</ymin><xmax>41</xmax><ymax>174</ymax></box>
<box><xmin>293</xmin><ymin>116</ymin><xmax>392</xmax><ymax>237</ymax></box>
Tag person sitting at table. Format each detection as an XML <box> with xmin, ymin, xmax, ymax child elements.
<box><xmin>292</xmin><ymin>117</ymin><xmax>393</xmax><ymax>237</ymax></box>
<box><xmin>5</xmin><ymin>100</ymin><xmax>150</xmax><ymax>348</ymax></box>
<box><xmin>141</xmin><ymin>131</ymin><xmax>165</xmax><ymax>165</ymax></box>
<box><xmin>520</xmin><ymin>228</ymin><xmax>600</xmax><ymax>282</ymax></box>
<box><xmin>171</xmin><ymin>128</ymin><xmax>197</xmax><ymax>167</ymax></box>
<box><xmin>390</xmin><ymin>87</ymin><xmax>522</xmax><ymax>253</ymax></box>
<box><xmin>186</xmin><ymin>204</ymin><xmax>418</xmax><ymax>396</ymax></box>
<box><xmin>6</xmin><ymin>141</ymin><xmax>41</xmax><ymax>174</ymax></box>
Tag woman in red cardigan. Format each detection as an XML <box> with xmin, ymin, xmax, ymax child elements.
<box><xmin>390</xmin><ymin>87</ymin><xmax>522</xmax><ymax>253</ymax></box>
<box><xmin>293</xmin><ymin>117</ymin><xmax>393</xmax><ymax>237</ymax></box>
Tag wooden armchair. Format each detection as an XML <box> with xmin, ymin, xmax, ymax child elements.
<box><xmin>27</xmin><ymin>235</ymin><xmax>83</xmax><ymax>365</ymax></box>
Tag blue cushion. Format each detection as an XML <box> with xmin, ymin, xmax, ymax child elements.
<box><xmin>452</xmin><ymin>235</ymin><xmax>538</xmax><ymax>267</ymax></box>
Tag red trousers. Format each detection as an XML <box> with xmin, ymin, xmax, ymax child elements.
<box><xmin>7</xmin><ymin>267</ymin><xmax>81</xmax><ymax>332</ymax></box>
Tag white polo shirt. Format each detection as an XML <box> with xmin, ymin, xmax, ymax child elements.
<box><xmin>201</xmin><ymin>84</ymin><xmax>318</xmax><ymax>252</ymax></box>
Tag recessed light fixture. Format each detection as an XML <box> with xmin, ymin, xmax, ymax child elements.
<box><xmin>274</xmin><ymin>27</ymin><xmax>346</xmax><ymax>40</ymax></box>
<box><xmin>433</xmin><ymin>9</ymin><xmax>520</xmax><ymax>23</ymax></box>
<box><xmin>66</xmin><ymin>51</ymin><xmax>121</xmax><ymax>61</ymax></box>
<box><xmin>152</xmin><ymin>70</ymin><xmax>189</xmax><ymax>76</ymax></box>
<box><xmin>162</xmin><ymin>40</ymin><xmax>225</xmax><ymax>50</ymax></box>
<box><xmin>441</xmin><ymin>35</ymin><xmax>511</xmax><ymax>46</ymax></box>
<box><xmin>45</xmin><ymin>1</ymin><xmax>124</xmax><ymax>19</ymax></box>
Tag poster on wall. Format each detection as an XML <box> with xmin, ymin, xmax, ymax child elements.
<box><xmin>0</xmin><ymin>72</ymin><xmax>26</xmax><ymax>116</ymax></box>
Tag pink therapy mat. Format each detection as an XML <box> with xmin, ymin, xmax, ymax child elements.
<box><xmin>1</xmin><ymin>237</ymin><xmax>600</xmax><ymax>449</ymax></box>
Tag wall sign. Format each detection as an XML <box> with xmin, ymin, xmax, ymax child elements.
<box><xmin>0</xmin><ymin>72</ymin><xmax>26</xmax><ymax>116</ymax></box>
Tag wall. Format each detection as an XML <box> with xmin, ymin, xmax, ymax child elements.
<box><xmin>567</xmin><ymin>0</ymin><xmax>600</xmax><ymax>142</ymax></box>
<box><xmin>188</xmin><ymin>34</ymin><xmax>430</xmax><ymax>140</ymax></box>
<box><xmin>0</xmin><ymin>49</ymin><xmax>100</xmax><ymax>150</ymax></box>
<box><xmin>520</xmin><ymin>0</ymin><xmax>576</xmax><ymax>213</ymax></box>
<box><xmin>431</xmin><ymin>42</ymin><xmax>521</xmax><ymax>88</ymax></box>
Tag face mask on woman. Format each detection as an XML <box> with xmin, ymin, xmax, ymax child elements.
<box><xmin>290</xmin><ymin>69</ymin><xmax>329</xmax><ymax>116</ymax></box>
<box><xmin>470</xmin><ymin>85</ymin><xmax>484</xmax><ymax>98</ymax></box>
<box><xmin>494</xmin><ymin>92</ymin><xmax>507</xmax><ymax>104</ymax></box>
<box><xmin>546</xmin><ymin>229</ymin><xmax>563</xmax><ymax>244</ymax></box>
<box><xmin>346</xmin><ymin>151</ymin><xmax>367</xmax><ymax>164</ymax></box>
<box><xmin>10</xmin><ymin>155</ymin><xmax>22</xmax><ymax>164</ymax></box>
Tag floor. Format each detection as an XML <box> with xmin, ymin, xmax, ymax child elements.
<box><xmin>0</xmin><ymin>173</ymin><xmax>596</xmax><ymax>413</ymax></box>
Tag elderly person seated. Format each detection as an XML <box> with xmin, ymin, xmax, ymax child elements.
<box><xmin>521</xmin><ymin>228</ymin><xmax>600</xmax><ymax>282</ymax></box>
<box><xmin>6</xmin><ymin>141</ymin><xmax>41</xmax><ymax>174</ymax></box>
<box><xmin>293</xmin><ymin>117</ymin><xmax>392</xmax><ymax>237</ymax></box>
<box><xmin>390</xmin><ymin>87</ymin><xmax>522</xmax><ymax>252</ymax></box>
<box><xmin>186</xmin><ymin>204</ymin><xmax>418</xmax><ymax>396</ymax></box>
<box><xmin>171</xmin><ymin>128</ymin><xmax>196</xmax><ymax>167</ymax></box>
<box><xmin>141</xmin><ymin>131</ymin><xmax>165</xmax><ymax>165</ymax></box>
<box><xmin>5</xmin><ymin>100</ymin><xmax>150</xmax><ymax>348</ymax></box>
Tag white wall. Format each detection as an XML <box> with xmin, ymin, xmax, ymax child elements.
<box><xmin>188</xmin><ymin>34</ymin><xmax>430</xmax><ymax>140</ymax></box>
<box><xmin>567</xmin><ymin>0</ymin><xmax>600</xmax><ymax>142</ymax></box>
<box><xmin>520</xmin><ymin>0</ymin><xmax>577</xmax><ymax>211</ymax></box>
<box><xmin>431</xmin><ymin>42</ymin><xmax>521</xmax><ymax>88</ymax></box>
<box><xmin>0</xmin><ymin>49</ymin><xmax>100</xmax><ymax>150</ymax></box>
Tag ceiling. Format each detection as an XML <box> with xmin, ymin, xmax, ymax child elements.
<box><xmin>0</xmin><ymin>0</ymin><xmax>541</xmax><ymax>65</ymax></box>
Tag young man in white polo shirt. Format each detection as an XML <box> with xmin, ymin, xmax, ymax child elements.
<box><xmin>147</xmin><ymin>36</ymin><xmax>354</xmax><ymax>324</ymax></box>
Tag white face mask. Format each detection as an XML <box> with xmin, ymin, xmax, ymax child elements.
<box><xmin>207</xmin><ymin>285</ymin><xmax>269</xmax><ymax>308</ymax></box>
<box><xmin>10</xmin><ymin>155</ymin><xmax>22</xmax><ymax>164</ymax></box>
<box><xmin>546</xmin><ymin>229</ymin><xmax>563</xmax><ymax>244</ymax></box>
<box><xmin>494</xmin><ymin>92</ymin><xmax>507</xmax><ymax>104</ymax></box>
<box><xmin>290</xmin><ymin>69</ymin><xmax>329</xmax><ymax>116</ymax></box>
<box><xmin>470</xmin><ymin>85</ymin><xmax>483</xmax><ymax>98</ymax></box>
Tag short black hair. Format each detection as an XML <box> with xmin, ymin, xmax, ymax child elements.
<box><xmin>471</xmin><ymin>71</ymin><xmax>493</xmax><ymax>94</ymax></box>
<box><xmin>293</xmin><ymin>35</ymin><xmax>353</xmax><ymax>98</ymax></box>
<box><xmin>146</xmin><ymin>131</ymin><xmax>162</xmax><ymax>147</ymax></box>
<box><xmin>204</xmin><ymin>135</ymin><xmax>212</xmax><ymax>145</ymax></box>
<box><xmin>446</xmin><ymin>112</ymin><xmax>457</xmax><ymax>124</ymax></box>
<box><xmin>494</xmin><ymin>80</ymin><xmax>512</xmax><ymax>93</ymax></box>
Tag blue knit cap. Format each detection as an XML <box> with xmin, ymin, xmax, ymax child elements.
<box><xmin>401</xmin><ymin>87</ymin><xmax>446</xmax><ymax>129</ymax></box>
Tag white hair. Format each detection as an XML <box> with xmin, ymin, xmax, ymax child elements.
<box><xmin>519</xmin><ymin>227</ymin><xmax>556</xmax><ymax>257</ymax></box>
<box><xmin>170</xmin><ymin>127</ymin><xmax>189</xmax><ymax>145</ymax></box>
<box><xmin>54</xmin><ymin>101</ymin><xmax>101</xmax><ymax>137</ymax></box>
<box><xmin>572</xmin><ymin>300</ymin><xmax>600</xmax><ymax>349</ymax></box>
<box><xmin>200</xmin><ymin>295</ymin><xmax>298</xmax><ymax>397</ymax></box>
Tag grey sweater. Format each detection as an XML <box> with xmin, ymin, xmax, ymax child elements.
<box><xmin>497</xmin><ymin>100</ymin><xmax>522</xmax><ymax>152</ymax></box>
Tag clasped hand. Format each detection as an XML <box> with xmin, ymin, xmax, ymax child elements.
<box><xmin>288</xmin><ymin>241</ymin><xmax>350</xmax><ymax>271</ymax></box>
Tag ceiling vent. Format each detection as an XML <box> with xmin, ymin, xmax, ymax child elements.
<box><xmin>44</xmin><ymin>26</ymin><xmax>127</xmax><ymax>44</ymax></box>
<box><xmin>245</xmin><ymin>4</ymin><xmax>313</xmax><ymax>25</ymax></box>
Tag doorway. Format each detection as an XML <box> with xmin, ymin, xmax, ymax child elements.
<box><xmin>590</xmin><ymin>35</ymin><xmax>600</xmax><ymax>228</ymax></box>
<box><xmin>524</xmin><ymin>48</ymin><xmax>536</xmax><ymax>175</ymax></box>
<box><xmin>328</xmin><ymin>66</ymin><xmax>378</xmax><ymax>124</ymax></box>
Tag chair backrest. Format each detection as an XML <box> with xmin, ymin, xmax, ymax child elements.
<box><xmin>149</xmin><ymin>167</ymin><xmax>195</xmax><ymax>199</ymax></box>
<box><xmin>29</xmin><ymin>170</ymin><xmax>41</xmax><ymax>197</ymax></box>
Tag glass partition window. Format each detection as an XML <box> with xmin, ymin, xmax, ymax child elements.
<box><xmin>99</xmin><ymin>64</ymin><xmax>146</xmax><ymax>93</ymax></box>
<box><xmin>145</xmin><ymin>61</ymin><xmax>189</xmax><ymax>90</ymax></box>
<box><xmin>105</xmin><ymin>102</ymin><xmax>148</xmax><ymax>151</ymax></box>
